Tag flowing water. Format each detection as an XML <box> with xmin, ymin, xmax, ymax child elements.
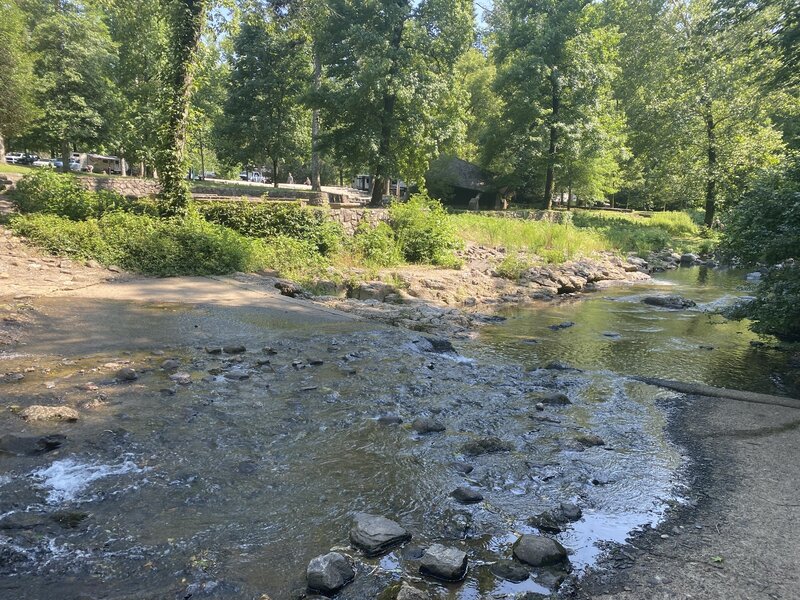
<box><xmin>0</xmin><ymin>268</ymin><xmax>796</xmax><ymax>599</ymax></box>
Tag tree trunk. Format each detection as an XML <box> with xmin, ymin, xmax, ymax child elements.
<box><xmin>61</xmin><ymin>140</ymin><xmax>71</xmax><ymax>174</ymax></box>
<box><xmin>311</xmin><ymin>51</ymin><xmax>322</xmax><ymax>192</ymax></box>
<box><xmin>370</xmin><ymin>16</ymin><xmax>406</xmax><ymax>207</ymax></box>
<box><xmin>339</xmin><ymin>168</ymin><xmax>344</xmax><ymax>188</ymax></box>
<box><xmin>120</xmin><ymin>155</ymin><xmax>127</xmax><ymax>177</ymax></box>
<box><xmin>703</xmin><ymin>102</ymin><xmax>717</xmax><ymax>227</ymax></box>
<box><xmin>567</xmin><ymin>174</ymin><xmax>572</xmax><ymax>211</ymax></box>
<box><xmin>0</xmin><ymin>133</ymin><xmax>5</xmax><ymax>163</ymax></box>
<box><xmin>543</xmin><ymin>67</ymin><xmax>560</xmax><ymax>211</ymax></box>
<box><xmin>157</xmin><ymin>0</ymin><xmax>210</xmax><ymax>215</ymax></box>
<box><xmin>272</xmin><ymin>159</ymin><xmax>278</xmax><ymax>188</ymax></box>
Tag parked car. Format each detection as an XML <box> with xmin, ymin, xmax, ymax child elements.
<box><xmin>52</xmin><ymin>158</ymin><xmax>81</xmax><ymax>171</ymax></box>
<box><xmin>5</xmin><ymin>152</ymin><xmax>26</xmax><ymax>164</ymax></box>
<box><xmin>32</xmin><ymin>158</ymin><xmax>55</xmax><ymax>168</ymax></box>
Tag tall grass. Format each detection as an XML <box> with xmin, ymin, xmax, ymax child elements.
<box><xmin>452</xmin><ymin>214</ymin><xmax>608</xmax><ymax>263</ymax></box>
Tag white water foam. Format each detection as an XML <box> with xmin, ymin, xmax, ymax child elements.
<box><xmin>31</xmin><ymin>458</ymin><xmax>145</xmax><ymax>504</ymax></box>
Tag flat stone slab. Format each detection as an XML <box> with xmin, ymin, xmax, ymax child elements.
<box><xmin>420</xmin><ymin>543</ymin><xmax>468</xmax><ymax>581</ymax></box>
<box><xmin>349</xmin><ymin>513</ymin><xmax>411</xmax><ymax>556</ymax></box>
<box><xmin>19</xmin><ymin>405</ymin><xmax>79</xmax><ymax>422</ymax></box>
<box><xmin>513</xmin><ymin>534</ymin><xmax>568</xmax><ymax>567</ymax></box>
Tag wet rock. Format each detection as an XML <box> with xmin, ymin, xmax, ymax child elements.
<box><xmin>412</xmin><ymin>417</ymin><xmax>446</xmax><ymax>434</ymax></box>
<box><xmin>440</xmin><ymin>509</ymin><xmax>473</xmax><ymax>539</ymax></box>
<box><xmin>306</xmin><ymin>552</ymin><xmax>354</xmax><ymax>594</ymax></box>
<box><xmin>349</xmin><ymin>513</ymin><xmax>412</xmax><ymax>557</ymax></box>
<box><xmin>532</xmin><ymin>391</ymin><xmax>571</xmax><ymax>406</ymax></box>
<box><xmin>548</xmin><ymin>321</ymin><xmax>575</xmax><ymax>330</ymax></box>
<box><xmin>161</xmin><ymin>359</ymin><xmax>181</xmax><ymax>371</ymax></box>
<box><xmin>422</xmin><ymin>337</ymin><xmax>457</xmax><ymax>354</ymax></box>
<box><xmin>116</xmin><ymin>367</ymin><xmax>139</xmax><ymax>382</ymax></box>
<box><xmin>169</xmin><ymin>372</ymin><xmax>192</xmax><ymax>385</ymax></box>
<box><xmin>543</xmin><ymin>362</ymin><xmax>579</xmax><ymax>371</ymax></box>
<box><xmin>534</xmin><ymin>566</ymin><xmax>569</xmax><ymax>590</ymax></box>
<box><xmin>402</xmin><ymin>545</ymin><xmax>426</xmax><ymax>560</ymax></box>
<box><xmin>448</xmin><ymin>461</ymin><xmax>474</xmax><ymax>474</ymax></box>
<box><xmin>528</xmin><ymin>511</ymin><xmax>565</xmax><ymax>534</ymax></box>
<box><xmin>574</xmin><ymin>433</ymin><xmax>605</xmax><ymax>447</ymax></box>
<box><xmin>205</xmin><ymin>347</ymin><xmax>222</xmax><ymax>355</ymax></box>
<box><xmin>222</xmin><ymin>345</ymin><xmax>246</xmax><ymax>355</ymax></box>
<box><xmin>420</xmin><ymin>544</ymin><xmax>468</xmax><ymax>581</ymax></box>
<box><xmin>50</xmin><ymin>510</ymin><xmax>89</xmax><ymax>529</ymax></box>
<box><xmin>236</xmin><ymin>460</ymin><xmax>258</xmax><ymax>474</ymax></box>
<box><xmin>491</xmin><ymin>559</ymin><xmax>530</xmax><ymax>583</ymax></box>
<box><xmin>513</xmin><ymin>535</ymin><xmax>568</xmax><ymax>567</ymax></box>
<box><xmin>0</xmin><ymin>433</ymin><xmax>66</xmax><ymax>456</ymax></box>
<box><xmin>19</xmin><ymin>405</ymin><xmax>79</xmax><ymax>422</ymax></box>
<box><xmin>378</xmin><ymin>415</ymin><xmax>403</xmax><ymax>426</ymax></box>
<box><xmin>396</xmin><ymin>581</ymin><xmax>429</xmax><ymax>600</ymax></box>
<box><xmin>461</xmin><ymin>436</ymin><xmax>514</xmax><ymax>456</ymax></box>
<box><xmin>680</xmin><ymin>253</ymin><xmax>699</xmax><ymax>265</ymax></box>
<box><xmin>276</xmin><ymin>280</ymin><xmax>311</xmax><ymax>299</ymax></box>
<box><xmin>2</xmin><ymin>372</ymin><xmax>24</xmax><ymax>383</ymax></box>
<box><xmin>560</xmin><ymin>502</ymin><xmax>582</xmax><ymax>521</ymax></box>
<box><xmin>451</xmin><ymin>486</ymin><xmax>483</xmax><ymax>504</ymax></box>
<box><xmin>642</xmin><ymin>295</ymin><xmax>697</xmax><ymax>309</ymax></box>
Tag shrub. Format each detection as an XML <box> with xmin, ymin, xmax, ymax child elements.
<box><xmin>198</xmin><ymin>201</ymin><xmax>345</xmax><ymax>256</ymax></box>
<box><xmin>352</xmin><ymin>221</ymin><xmax>404</xmax><ymax>267</ymax></box>
<box><xmin>10</xmin><ymin>213</ymin><xmax>118</xmax><ymax>262</ymax></box>
<box><xmin>388</xmin><ymin>193</ymin><xmax>462</xmax><ymax>265</ymax></box>
<box><xmin>496</xmin><ymin>254</ymin><xmax>532</xmax><ymax>280</ymax></box>
<box><xmin>253</xmin><ymin>236</ymin><xmax>329</xmax><ymax>281</ymax></box>
<box><xmin>731</xmin><ymin>263</ymin><xmax>800</xmax><ymax>341</ymax></box>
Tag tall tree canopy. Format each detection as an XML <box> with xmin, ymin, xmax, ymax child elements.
<box><xmin>0</xmin><ymin>0</ymin><xmax>34</xmax><ymax>161</ymax></box>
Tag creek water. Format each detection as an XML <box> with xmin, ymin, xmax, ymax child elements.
<box><xmin>0</xmin><ymin>268</ymin><xmax>794</xmax><ymax>599</ymax></box>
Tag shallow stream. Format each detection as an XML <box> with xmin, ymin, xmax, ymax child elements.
<box><xmin>0</xmin><ymin>267</ymin><xmax>795</xmax><ymax>599</ymax></box>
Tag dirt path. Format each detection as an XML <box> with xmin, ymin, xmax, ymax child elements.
<box><xmin>569</xmin><ymin>392</ymin><xmax>800</xmax><ymax>600</ymax></box>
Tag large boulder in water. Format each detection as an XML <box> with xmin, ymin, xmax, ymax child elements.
<box><xmin>513</xmin><ymin>534</ymin><xmax>568</xmax><ymax>567</ymax></box>
<box><xmin>349</xmin><ymin>513</ymin><xmax>411</xmax><ymax>556</ymax></box>
<box><xmin>420</xmin><ymin>544</ymin><xmax>468</xmax><ymax>581</ymax></box>
<box><xmin>306</xmin><ymin>552</ymin><xmax>354</xmax><ymax>594</ymax></box>
<box><xmin>642</xmin><ymin>295</ymin><xmax>697</xmax><ymax>309</ymax></box>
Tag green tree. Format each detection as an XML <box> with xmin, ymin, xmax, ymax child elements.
<box><xmin>317</xmin><ymin>0</ymin><xmax>474</xmax><ymax>206</ymax></box>
<box><xmin>0</xmin><ymin>0</ymin><xmax>34</xmax><ymax>161</ymax></box>
<box><xmin>26</xmin><ymin>0</ymin><xmax>117</xmax><ymax>172</ymax></box>
<box><xmin>216</xmin><ymin>8</ymin><xmax>310</xmax><ymax>187</ymax></box>
<box><xmin>489</xmin><ymin>0</ymin><xmax>625</xmax><ymax>208</ymax></box>
<box><xmin>158</xmin><ymin>0</ymin><xmax>210</xmax><ymax>214</ymax></box>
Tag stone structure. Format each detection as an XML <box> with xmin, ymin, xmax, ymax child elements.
<box><xmin>75</xmin><ymin>176</ymin><xmax>161</xmax><ymax>198</ymax></box>
<box><xmin>329</xmin><ymin>208</ymin><xmax>390</xmax><ymax>235</ymax></box>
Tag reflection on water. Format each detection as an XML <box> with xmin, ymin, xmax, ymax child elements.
<box><xmin>475</xmin><ymin>267</ymin><xmax>798</xmax><ymax>397</ymax></box>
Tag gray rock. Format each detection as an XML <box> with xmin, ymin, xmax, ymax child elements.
<box><xmin>0</xmin><ymin>434</ymin><xmax>65</xmax><ymax>456</ymax></box>
<box><xmin>117</xmin><ymin>367</ymin><xmax>138</xmax><ymax>382</ymax></box>
<box><xmin>533</xmin><ymin>391</ymin><xmax>571</xmax><ymax>405</ymax></box>
<box><xmin>19</xmin><ymin>405</ymin><xmax>79</xmax><ymax>422</ymax></box>
<box><xmin>306</xmin><ymin>552</ymin><xmax>354</xmax><ymax>594</ymax></box>
<box><xmin>448</xmin><ymin>461</ymin><xmax>474</xmax><ymax>474</ymax></box>
<box><xmin>349</xmin><ymin>513</ymin><xmax>411</xmax><ymax>557</ymax></box>
<box><xmin>412</xmin><ymin>417</ymin><xmax>446</xmax><ymax>434</ymax></box>
<box><xmin>423</xmin><ymin>337</ymin><xmax>457</xmax><ymax>354</ymax></box>
<box><xmin>574</xmin><ymin>433</ymin><xmax>605</xmax><ymax>447</ymax></box>
<box><xmin>491</xmin><ymin>559</ymin><xmax>530</xmax><ymax>583</ymax></box>
<box><xmin>451</xmin><ymin>486</ymin><xmax>483</xmax><ymax>504</ymax></box>
<box><xmin>169</xmin><ymin>372</ymin><xmax>192</xmax><ymax>385</ymax></box>
<box><xmin>560</xmin><ymin>502</ymin><xmax>582</xmax><ymax>522</ymax></box>
<box><xmin>680</xmin><ymin>253</ymin><xmax>699</xmax><ymax>265</ymax></box>
<box><xmin>396</xmin><ymin>582</ymin><xmax>429</xmax><ymax>600</ymax></box>
<box><xmin>461</xmin><ymin>436</ymin><xmax>514</xmax><ymax>456</ymax></box>
<box><xmin>642</xmin><ymin>295</ymin><xmax>697</xmax><ymax>309</ymax></box>
<box><xmin>222</xmin><ymin>345</ymin><xmax>246</xmax><ymax>355</ymax></box>
<box><xmin>377</xmin><ymin>415</ymin><xmax>403</xmax><ymax>426</ymax></box>
<box><xmin>160</xmin><ymin>359</ymin><xmax>181</xmax><ymax>371</ymax></box>
<box><xmin>548</xmin><ymin>321</ymin><xmax>575</xmax><ymax>330</ymax></box>
<box><xmin>513</xmin><ymin>535</ymin><xmax>568</xmax><ymax>567</ymax></box>
<box><xmin>420</xmin><ymin>544</ymin><xmax>468</xmax><ymax>581</ymax></box>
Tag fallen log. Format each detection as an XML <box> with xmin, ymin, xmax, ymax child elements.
<box><xmin>630</xmin><ymin>376</ymin><xmax>800</xmax><ymax>411</ymax></box>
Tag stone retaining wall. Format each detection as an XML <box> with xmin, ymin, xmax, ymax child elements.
<box><xmin>76</xmin><ymin>176</ymin><xmax>161</xmax><ymax>198</ymax></box>
<box><xmin>328</xmin><ymin>208</ymin><xmax>389</xmax><ymax>235</ymax></box>
<box><xmin>452</xmin><ymin>208</ymin><xmax>573</xmax><ymax>225</ymax></box>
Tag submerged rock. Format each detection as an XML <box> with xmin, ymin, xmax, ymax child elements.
<box><xmin>548</xmin><ymin>321</ymin><xmax>575</xmax><ymax>331</ymax></box>
<box><xmin>642</xmin><ymin>295</ymin><xmax>697</xmax><ymax>309</ymax></box>
<box><xmin>513</xmin><ymin>535</ymin><xmax>568</xmax><ymax>567</ymax></box>
<box><xmin>0</xmin><ymin>433</ymin><xmax>65</xmax><ymax>456</ymax></box>
<box><xmin>377</xmin><ymin>415</ymin><xmax>403</xmax><ymax>426</ymax></box>
<box><xmin>448</xmin><ymin>461</ymin><xmax>474</xmax><ymax>474</ymax></box>
<box><xmin>420</xmin><ymin>544</ymin><xmax>468</xmax><ymax>581</ymax></box>
<box><xmin>529</xmin><ymin>503</ymin><xmax>582</xmax><ymax>534</ymax></box>
<box><xmin>160</xmin><ymin>359</ymin><xmax>181</xmax><ymax>371</ymax></box>
<box><xmin>532</xmin><ymin>391</ymin><xmax>571</xmax><ymax>406</ymax></box>
<box><xmin>19</xmin><ymin>405</ymin><xmax>79</xmax><ymax>422</ymax></box>
<box><xmin>306</xmin><ymin>552</ymin><xmax>354</xmax><ymax>594</ymax></box>
<box><xmin>396</xmin><ymin>581</ymin><xmax>429</xmax><ymax>600</ymax></box>
<box><xmin>491</xmin><ymin>559</ymin><xmax>530</xmax><ymax>583</ymax></box>
<box><xmin>574</xmin><ymin>432</ymin><xmax>605</xmax><ymax>447</ymax></box>
<box><xmin>451</xmin><ymin>486</ymin><xmax>483</xmax><ymax>504</ymax></box>
<box><xmin>412</xmin><ymin>417</ymin><xmax>446</xmax><ymax>434</ymax></box>
<box><xmin>461</xmin><ymin>436</ymin><xmax>514</xmax><ymax>456</ymax></box>
<box><xmin>349</xmin><ymin>513</ymin><xmax>411</xmax><ymax>557</ymax></box>
<box><xmin>116</xmin><ymin>367</ymin><xmax>138</xmax><ymax>382</ymax></box>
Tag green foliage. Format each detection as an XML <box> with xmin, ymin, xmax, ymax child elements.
<box><xmin>496</xmin><ymin>254</ymin><xmax>533</xmax><ymax>280</ymax></box>
<box><xmin>13</xmin><ymin>171</ymin><xmax>130</xmax><ymax>220</ymax></box>
<box><xmin>719</xmin><ymin>161</ymin><xmax>800</xmax><ymax>265</ymax></box>
<box><xmin>388</xmin><ymin>194</ymin><xmax>463</xmax><ymax>266</ymax></box>
<box><xmin>735</xmin><ymin>264</ymin><xmax>800</xmax><ymax>341</ymax></box>
<box><xmin>253</xmin><ymin>235</ymin><xmax>329</xmax><ymax>282</ymax></box>
<box><xmin>11</xmin><ymin>213</ymin><xmax>116</xmax><ymax>261</ymax></box>
<box><xmin>352</xmin><ymin>221</ymin><xmax>404</xmax><ymax>267</ymax></box>
<box><xmin>0</xmin><ymin>0</ymin><xmax>34</xmax><ymax>145</ymax></box>
<box><xmin>197</xmin><ymin>201</ymin><xmax>344</xmax><ymax>256</ymax></box>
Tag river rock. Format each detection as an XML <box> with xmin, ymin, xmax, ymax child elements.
<box><xmin>529</xmin><ymin>502</ymin><xmax>582</xmax><ymax>533</ymax></box>
<box><xmin>560</xmin><ymin>502</ymin><xmax>582</xmax><ymax>521</ymax></box>
<box><xmin>19</xmin><ymin>405</ymin><xmax>79</xmax><ymax>422</ymax></box>
<box><xmin>396</xmin><ymin>581</ymin><xmax>429</xmax><ymax>600</ymax></box>
<box><xmin>378</xmin><ymin>415</ymin><xmax>403</xmax><ymax>426</ymax></box>
<box><xmin>160</xmin><ymin>359</ymin><xmax>181</xmax><ymax>371</ymax></box>
<box><xmin>420</xmin><ymin>544</ymin><xmax>468</xmax><ymax>581</ymax></box>
<box><xmin>574</xmin><ymin>433</ymin><xmax>605</xmax><ymax>447</ymax></box>
<box><xmin>306</xmin><ymin>552</ymin><xmax>354</xmax><ymax>594</ymax></box>
<box><xmin>0</xmin><ymin>434</ymin><xmax>65</xmax><ymax>456</ymax></box>
<box><xmin>423</xmin><ymin>337</ymin><xmax>457</xmax><ymax>354</ymax></box>
<box><xmin>513</xmin><ymin>535</ymin><xmax>568</xmax><ymax>567</ymax></box>
<box><xmin>449</xmin><ymin>461</ymin><xmax>474</xmax><ymax>474</ymax></box>
<box><xmin>461</xmin><ymin>436</ymin><xmax>514</xmax><ymax>456</ymax></box>
<box><xmin>349</xmin><ymin>513</ymin><xmax>411</xmax><ymax>556</ymax></box>
<box><xmin>491</xmin><ymin>559</ymin><xmax>530</xmax><ymax>583</ymax></box>
<box><xmin>116</xmin><ymin>367</ymin><xmax>138</xmax><ymax>382</ymax></box>
<box><xmin>451</xmin><ymin>486</ymin><xmax>483</xmax><ymax>504</ymax></box>
<box><xmin>222</xmin><ymin>345</ymin><xmax>246</xmax><ymax>355</ymax></box>
<box><xmin>680</xmin><ymin>253</ymin><xmax>699</xmax><ymax>265</ymax></box>
<box><xmin>533</xmin><ymin>391</ymin><xmax>571</xmax><ymax>405</ymax></box>
<box><xmin>169</xmin><ymin>372</ymin><xmax>192</xmax><ymax>385</ymax></box>
<box><xmin>642</xmin><ymin>295</ymin><xmax>697</xmax><ymax>309</ymax></box>
<box><xmin>412</xmin><ymin>417</ymin><xmax>446</xmax><ymax>434</ymax></box>
<box><xmin>548</xmin><ymin>321</ymin><xmax>575</xmax><ymax>330</ymax></box>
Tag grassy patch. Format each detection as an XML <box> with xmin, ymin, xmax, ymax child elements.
<box><xmin>0</xmin><ymin>162</ymin><xmax>35</xmax><ymax>175</ymax></box>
